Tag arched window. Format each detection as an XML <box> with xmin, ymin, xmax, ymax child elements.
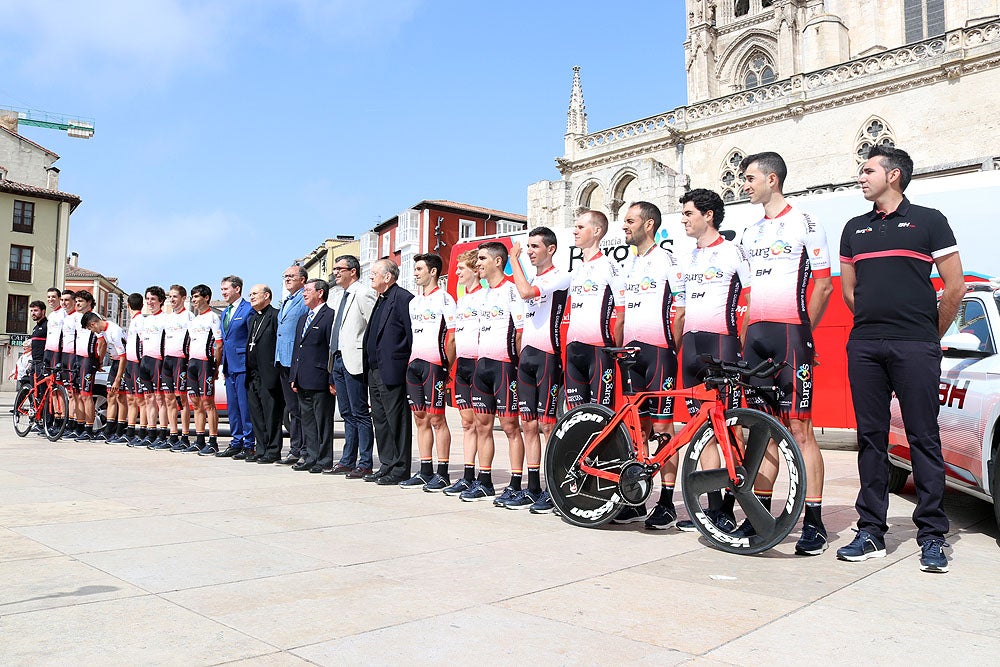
<box><xmin>720</xmin><ymin>149</ymin><xmax>748</xmax><ymax>203</ymax></box>
<box><xmin>578</xmin><ymin>181</ymin><xmax>606</xmax><ymax>215</ymax></box>
<box><xmin>742</xmin><ymin>50</ymin><xmax>776</xmax><ymax>89</ymax></box>
<box><xmin>855</xmin><ymin>117</ymin><xmax>896</xmax><ymax>168</ymax></box>
<box><xmin>735</xmin><ymin>0</ymin><xmax>750</xmax><ymax>17</ymax></box>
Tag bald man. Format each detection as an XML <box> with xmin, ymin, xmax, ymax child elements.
<box><xmin>246</xmin><ymin>284</ymin><xmax>284</xmax><ymax>463</ymax></box>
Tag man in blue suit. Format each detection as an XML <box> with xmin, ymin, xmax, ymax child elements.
<box><xmin>275</xmin><ymin>265</ymin><xmax>309</xmax><ymax>464</ymax></box>
<box><xmin>218</xmin><ymin>275</ymin><xmax>255</xmax><ymax>458</ymax></box>
<box><xmin>290</xmin><ymin>278</ymin><xmax>337</xmax><ymax>473</ymax></box>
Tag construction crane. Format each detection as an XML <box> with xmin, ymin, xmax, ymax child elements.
<box><xmin>1</xmin><ymin>106</ymin><xmax>94</xmax><ymax>139</ymax></box>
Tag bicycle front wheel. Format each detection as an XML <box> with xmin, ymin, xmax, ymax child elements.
<box><xmin>43</xmin><ymin>384</ymin><xmax>70</xmax><ymax>442</ymax></box>
<box><xmin>12</xmin><ymin>387</ymin><xmax>35</xmax><ymax>437</ymax></box>
<box><xmin>545</xmin><ymin>404</ymin><xmax>633</xmax><ymax>528</ymax></box>
<box><xmin>681</xmin><ymin>408</ymin><xmax>806</xmax><ymax>555</ymax></box>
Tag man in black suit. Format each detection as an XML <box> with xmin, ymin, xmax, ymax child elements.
<box><xmin>246</xmin><ymin>284</ymin><xmax>284</xmax><ymax>464</ymax></box>
<box><xmin>290</xmin><ymin>278</ymin><xmax>336</xmax><ymax>473</ymax></box>
<box><xmin>362</xmin><ymin>259</ymin><xmax>414</xmax><ymax>484</ymax></box>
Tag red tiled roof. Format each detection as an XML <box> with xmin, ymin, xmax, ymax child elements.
<box><xmin>418</xmin><ymin>200</ymin><xmax>527</xmax><ymax>221</ymax></box>
<box><xmin>65</xmin><ymin>265</ymin><xmax>103</xmax><ymax>278</ymax></box>
<box><xmin>0</xmin><ymin>177</ymin><xmax>81</xmax><ymax>210</ymax></box>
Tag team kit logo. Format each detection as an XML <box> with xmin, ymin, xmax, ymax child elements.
<box><xmin>770</xmin><ymin>240</ymin><xmax>792</xmax><ymax>255</ymax></box>
<box><xmin>662</xmin><ymin>377</ymin><xmax>674</xmax><ymax>391</ymax></box>
<box><xmin>602</xmin><ymin>369</ymin><xmax>614</xmax><ymax>386</ymax></box>
<box><xmin>703</xmin><ymin>266</ymin><xmax>722</xmax><ymax>281</ymax></box>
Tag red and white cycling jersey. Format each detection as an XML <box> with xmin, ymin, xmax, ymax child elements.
<box><xmin>675</xmin><ymin>237</ymin><xmax>751</xmax><ymax>336</ymax></box>
<box><xmin>521</xmin><ymin>266</ymin><xmax>570</xmax><ymax>355</ymax></box>
<box><xmin>621</xmin><ymin>245</ymin><xmax>678</xmax><ymax>349</ymax></box>
<box><xmin>739</xmin><ymin>205</ymin><xmax>831</xmax><ymax>326</ymax></box>
<box><xmin>478</xmin><ymin>278</ymin><xmax>525</xmax><ymax>363</ymax></box>
<box><xmin>140</xmin><ymin>310</ymin><xmax>167</xmax><ymax>359</ymax></box>
<box><xmin>187</xmin><ymin>309</ymin><xmax>222</xmax><ymax>361</ymax></box>
<box><xmin>454</xmin><ymin>285</ymin><xmax>482</xmax><ymax>360</ymax></box>
<box><xmin>409</xmin><ymin>288</ymin><xmax>456</xmax><ymax>366</ymax></box>
<box><xmin>102</xmin><ymin>321</ymin><xmax>127</xmax><ymax>359</ymax></box>
<box><xmin>60</xmin><ymin>310</ymin><xmax>79</xmax><ymax>355</ymax></box>
<box><xmin>45</xmin><ymin>307</ymin><xmax>65</xmax><ymax>352</ymax></box>
<box><xmin>125</xmin><ymin>313</ymin><xmax>144</xmax><ymax>363</ymax></box>
<box><xmin>566</xmin><ymin>253</ymin><xmax>625</xmax><ymax>346</ymax></box>
<box><xmin>163</xmin><ymin>308</ymin><xmax>194</xmax><ymax>358</ymax></box>
<box><xmin>74</xmin><ymin>313</ymin><xmax>98</xmax><ymax>358</ymax></box>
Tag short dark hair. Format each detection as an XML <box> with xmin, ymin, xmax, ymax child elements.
<box><xmin>335</xmin><ymin>255</ymin><xmax>360</xmax><ymax>278</ymax></box>
<box><xmin>29</xmin><ymin>300</ymin><xmax>45</xmax><ymax>311</ymax></box>
<box><xmin>579</xmin><ymin>209</ymin><xmax>609</xmax><ymax>238</ymax></box>
<box><xmin>81</xmin><ymin>312</ymin><xmax>102</xmax><ymax>328</ymax></box>
<box><xmin>528</xmin><ymin>226</ymin><xmax>557</xmax><ymax>249</ymax></box>
<box><xmin>868</xmin><ymin>144</ymin><xmax>914</xmax><ymax>191</ymax></box>
<box><xmin>288</xmin><ymin>265</ymin><xmax>308</xmax><ymax>280</ymax></box>
<box><xmin>627</xmin><ymin>201</ymin><xmax>662</xmax><ymax>234</ymax></box>
<box><xmin>414</xmin><ymin>253</ymin><xmax>444</xmax><ymax>280</ymax></box>
<box><xmin>221</xmin><ymin>275</ymin><xmax>243</xmax><ymax>291</ymax></box>
<box><xmin>190</xmin><ymin>284</ymin><xmax>212</xmax><ymax>300</ymax></box>
<box><xmin>169</xmin><ymin>284</ymin><xmax>187</xmax><ymax>298</ymax></box>
<box><xmin>739</xmin><ymin>151</ymin><xmax>788</xmax><ymax>190</ymax></box>
<box><xmin>679</xmin><ymin>188</ymin><xmax>726</xmax><ymax>229</ymax></box>
<box><xmin>145</xmin><ymin>286</ymin><xmax>166</xmax><ymax>304</ymax></box>
<box><xmin>61</xmin><ymin>289</ymin><xmax>75</xmax><ymax>298</ymax></box>
<box><xmin>306</xmin><ymin>278</ymin><xmax>330</xmax><ymax>300</ymax></box>
<box><xmin>46</xmin><ymin>287</ymin><xmax>61</xmax><ymax>297</ymax></box>
<box><xmin>74</xmin><ymin>290</ymin><xmax>96</xmax><ymax>306</ymax></box>
<box><xmin>478</xmin><ymin>241</ymin><xmax>509</xmax><ymax>268</ymax></box>
<box><xmin>127</xmin><ymin>292</ymin><xmax>144</xmax><ymax>310</ymax></box>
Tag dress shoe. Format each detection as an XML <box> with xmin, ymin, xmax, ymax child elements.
<box><xmin>326</xmin><ymin>463</ymin><xmax>353</xmax><ymax>475</ymax></box>
<box><xmin>376</xmin><ymin>474</ymin><xmax>403</xmax><ymax>486</ymax></box>
<box><xmin>256</xmin><ymin>455</ymin><xmax>279</xmax><ymax>464</ymax></box>
<box><xmin>363</xmin><ymin>468</ymin><xmax>390</xmax><ymax>482</ymax></box>
<box><xmin>309</xmin><ymin>465</ymin><xmax>327</xmax><ymax>474</ymax></box>
<box><xmin>245</xmin><ymin>452</ymin><xmax>259</xmax><ymax>462</ymax></box>
<box><xmin>277</xmin><ymin>455</ymin><xmax>300</xmax><ymax>465</ymax></box>
<box><xmin>233</xmin><ymin>449</ymin><xmax>249</xmax><ymax>460</ymax></box>
<box><xmin>346</xmin><ymin>467</ymin><xmax>372</xmax><ymax>479</ymax></box>
<box><xmin>216</xmin><ymin>446</ymin><xmax>241</xmax><ymax>458</ymax></box>
<box><xmin>291</xmin><ymin>461</ymin><xmax>315</xmax><ymax>471</ymax></box>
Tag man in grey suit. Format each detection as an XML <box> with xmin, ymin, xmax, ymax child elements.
<box><xmin>326</xmin><ymin>255</ymin><xmax>379</xmax><ymax>478</ymax></box>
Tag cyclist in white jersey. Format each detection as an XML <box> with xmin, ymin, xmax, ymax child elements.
<box><xmin>564</xmin><ymin>210</ymin><xmax>625</xmax><ymax>409</ymax></box>
<box><xmin>461</xmin><ymin>241</ymin><xmax>525</xmax><ymax>503</ymax></box>
<box><xmin>160</xmin><ymin>285</ymin><xmax>195</xmax><ymax>450</ymax></box>
<box><xmin>72</xmin><ymin>290</ymin><xmax>100</xmax><ymax>441</ymax></box>
<box><xmin>401</xmin><ymin>253</ymin><xmax>457</xmax><ymax>491</ymax></box>
<box><xmin>737</xmin><ymin>151</ymin><xmax>834</xmax><ymax>556</ymax></box>
<box><xmin>187</xmin><ymin>284</ymin><xmax>224</xmax><ymax>455</ymax></box>
<box><xmin>507</xmin><ymin>226</ymin><xmax>570</xmax><ymax>511</ymax></box>
<box><xmin>111</xmin><ymin>293</ymin><xmax>145</xmax><ymax>445</ymax></box>
<box><xmin>43</xmin><ymin>287</ymin><xmax>64</xmax><ymax>375</ymax></box>
<box><xmin>83</xmin><ymin>312</ymin><xmax>126</xmax><ymax>441</ymax></box>
<box><xmin>137</xmin><ymin>286</ymin><xmax>169</xmax><ymax>448</ymax></box>
<box><xmin>57</xmin><ymin>290</ymin><xmax>80</xmax><ymax>432</ymax></box>
<box><xmin>444</xmin><ymin>249</ymin><xmax>485</xmax><ymax>496</ymax></box>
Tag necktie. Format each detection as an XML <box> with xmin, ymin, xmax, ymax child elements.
<box><xmin>331</xmin><ymin>291</ymin><xmax>349</xmax><ymax>349</ymax></box>
<box><xmin>224</xmin><ymin>304</ymin><xmax>233</xmax><ymax>329</ymax></box>
<box><xmin>302</xmin><ymin>309</ymin><xmax>315</xmax><ymax>337</ymax></box>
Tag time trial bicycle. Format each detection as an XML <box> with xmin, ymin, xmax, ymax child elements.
<box><xmin>12</xmin><ymin>366</ymin><xmax>72</xmax><ymax>441</ymax></box>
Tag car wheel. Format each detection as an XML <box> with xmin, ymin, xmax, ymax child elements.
<box><xmin>887</xmin><ymin>463</ymin><xmax>909</xmax><ymax>494</ymax></box>
<box><xmin>92</xmin><ymin>388</ymin><xmax>108</xmax><ymax>435</ymax></box>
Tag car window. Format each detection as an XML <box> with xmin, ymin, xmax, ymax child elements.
<box><xmin>947</xmin><ymin>298</ymin><xmax>995</xmax><ymax>354</ymax></box>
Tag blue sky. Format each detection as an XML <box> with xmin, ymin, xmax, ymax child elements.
<box><xmin>1</xmin><ymin>1</ymin><xmax>688</xmax><ymax>294</ymax></box>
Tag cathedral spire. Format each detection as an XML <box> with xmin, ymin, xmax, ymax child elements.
<box><xmin>566</xmin><ymin>66</ymin><xmax>588</xmax><ymax>136</ymax></box>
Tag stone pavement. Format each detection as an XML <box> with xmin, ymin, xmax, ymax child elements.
<box><xmin>1</xmin><ymin>392</ymin><xmax>998</xmax><ymax>666</ymax></box>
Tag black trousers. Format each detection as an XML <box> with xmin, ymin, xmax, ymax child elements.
<box><xmin>297</xmin><ymin>387</ymin><xmax>335</xmax><ymax>469</ymax></box>
<box><xmin>278</xmin><ymin>364</ymin><xmax>303</xmax><ymax>458</ymax></box>
<box><xmin>368</xmin><ymin>367</ymin><xmax>412</xmax><ymax>479</ymax></box>
<box><xmin>247</xmin><ymin>371</ymin><xmax>284</xmax><ymax>460</ymax></box>
<box><xmin>847</xmin><ymin>338</ymin><xmax>948</xmax><ymax>544</ymax></box>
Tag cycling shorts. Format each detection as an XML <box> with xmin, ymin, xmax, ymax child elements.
<box><xmin>517</xmin><ymin>345</ymin><xmax>562</xmax><ymax>424</ymax></box>
<box><xmin>564</xmin><ymin>341</ymin><xmax>615</xmax><ymax>409</ymax></box>
<box><xmin>680</xmin><ymin>331</ymin><xmax>742</xmax><ymax>417</ymax></box>
<box><xmin>108</xmin><ymin>359</ymin><xmax>125</xmax><ymax>393</ymax></box>
<box><xmin>43</xmin><ymin>350</ymin><xmax>57</xmax><ymax>376</ymax></box>
<box><xmin>138</xmin><ymin>356</ymin><xmax>164</xmax><ymax>395</ymax></box>
<box><xmin>124</xmin><ymin>360</ymin><xmax>143</xmax><ymax>395</ymax></box>
<box><xmin>743</xmin><ymin>322</ymin><xmax>815</xmax><ymax>420</ymax></box>
<box><xmin>77</xmin><ymin>356</ymin><xmax>98</xmax><ymax>396</ymax></box>
<box><xmin>623</xmin><ymin>340</ymin><xmax>677</xmax><ymax>422</ymax></box>
<box><xmin>453</xmin><ymin>357</ymin><xmax>476</xmax><ymax>410</ymax></box>
<box><xmin>162</xmin><ymin>355</ymin><xmax>188</xmax><ymax>394</ymax></box>
<box><xmin>472</xmin><ymin>358</ymin><xmax>518</xmax><ymax>417</ymax></box>
<box><xmin>59</xmin><ymin>352</ymin><xmax>75</xmax><ymax>385</ymax></box>
<box><xmin>406</xmin><ymin>358</ymin><xmax>448</xmax><ymax>414</ymax></box>
<box><xmin>187</xmin><ymin>358</ymin><xmax>216</xmax><ymax>398</ymax></box>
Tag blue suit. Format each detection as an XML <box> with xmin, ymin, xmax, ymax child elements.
<box><xmin>222</xmin><ymin>298</ymin><xmax>255</xmax><ymax>449</ymax></box>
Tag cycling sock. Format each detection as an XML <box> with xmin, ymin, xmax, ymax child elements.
<box><xmin>208</xmin><ymin>435</ymin><xmax>218</xmax><ymax>446</ymax></box>
<box><xmin>754</xmin><ymin>490</ymin><xmax>773</xmax><ymax>512</ymax></box>
<box><xmin>804</xmin><ymin>498</ymin><xmax>824</xmax><ymax>528</ymax></box>
<box><xmin>196</xmin><ymin>432</ymin><xmax>206</xmax><ymax>446</ymax></box>
<box><xmin>436</xmin><ymin>462</ymin><xmax>449</xmax><ymax>478</ymax></box>
<box><xmin>509</xmin><ymin>471</ymin><xmax>522</xmax><ymax>491</ymax></box>
<box><xmin>463</xmin><ymin>464</ymin><xmax>476</xmax><ymax>482</ymax></box>
<box><xmin>527</xmin><ymin>467</ymin><xmax>542</xmax><ymax>493</ymax></box>
<box><xmin>721</xmin><ymin>490</ymin><xmax>736</xmax><ymax>516</ymax></box>
<box><xmin>126</xmin><ymin>425</ymin><xmax>136</xmax><ymax>439</ymax></box>
<box><xmin>85</xmin><ymin>423</ymin><xmax>94</xmax><ymax>435</ymax></box>
<box><xmin>169</xmin><ymin>433</ymin><xmax>179</xmax><ymax>445</ymax></box>
<box><xmin>419</xmin><ymin>459</ymin><xmax>433</xmax><ymax>477</ymax></box>
<box><xmin>478</xmin><ymin>469</ymin><xmax>492</xmax><ymax>486</ymax></box>
<box><xmin>138</xmin><ymin>427</ymin><xmax>147</xmax><ymax>440</ymax></box>
<box><xmin>658</xmin><ymin>484</ymin><xmax>674</xmax><ymax>506</ymax></box>
<box><xmin>707</xmin><ymin>490</ymin><xmax>724</xmax><ymax>511</ymax></box>
<box><xmin>159</xmin><ymin>427</ymin><xmax>169</xmax><ymax>441</ymax></box>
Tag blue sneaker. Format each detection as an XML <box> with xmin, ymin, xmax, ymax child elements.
<box><xmin>836</xmin><ymin>529</ymin><xmax>886</xmax><ymax>562</ymax></box>
<box><xmin>460</xmin><ymin>480</ymin><xmax>496</xmax><ymax>502</ymax></box>
<box><xmin>443</xmin><ymin>478</ymin><xmax>472</xmax><ymax>496</ymax></box>
<box><xmin>677</xmin><ymin>509</ymin><xmax>737</xmax><ymax>533</ymax></box>
<box><xmin>504</xmin><ymin>489</ymin><xmax>541</xmax><ymax>510</ymax></box>
<box><xmin>795</xmin><ymin>523</ymin><xmax>829</xmax><ymax>556</ymax></box>
<box><xmin>919</xmin><ymin>538</ymin><xmax>950</xmax><ymax>573</ymax></box>
<box><xmin>493</xmin><ymin>486</ymin><xmax>519</xmax><ymax>507</ymax></box>
<box><xmin>644</xmin><ymin>503</ymin><xmax>677</xmax><ymax>530</ymax></box>
<box><xmin>610</xmin><ymin>504</ymin><xmax>647</xmax><ymax>524</ymax></box>
<box><xmin>529</xmin><ymin>489</ymin><xmax>555</xmax><ymax>514</ymax></box>
<box><xmin>422</xmin><ymin>474</ymin><xmax>450</xmax><ymax>492</ymax></box>
<box><xmin>399</xmin><ymin>472</ymin><xmax>432</xmax><ymax>489</ymax></box>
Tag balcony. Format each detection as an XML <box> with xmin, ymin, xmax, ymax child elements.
<box><xmin>8</xmin><ymin>263</ymin><xmax>31</xmax><ymax>283</ymax></box>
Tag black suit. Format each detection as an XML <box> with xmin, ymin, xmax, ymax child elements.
<box><xmin>291</xmin><ymin>304</ymin><xmax>336</xmax><ymax>469</ymax></box>
<box><xmin>246</xmin><ymin>305</ymin><xmax>283</xmax><ymax>460</ymax></box>
<box><xmin>363</xmin><ymin>283</ymin><xmax>414</xmax><ymax>479</ymax></box>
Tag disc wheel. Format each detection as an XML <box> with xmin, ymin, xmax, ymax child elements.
<box><xmin>545</xmin><ymin>404</ymin><xmax>634</xmax><ymax>528</ymax></box>
<box><xmin>681</xmin><ymin>408</ymin><xmax>806</xmax><ymax>555</ymax></box>
<box><xmin>43</xmin><ymin>384</ymin><xmax>70</xmax><ymax>442</ymax></box>
<box><xmin>12</xmin><ymin>387</ymin><xmax>35</xmax><ymax>437</ymax></box>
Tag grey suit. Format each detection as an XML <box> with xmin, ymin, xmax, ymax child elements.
<box><xmin>329</xmin><ymin>282</ymin><xmax>377</xmax><ymax>470</ymax></box>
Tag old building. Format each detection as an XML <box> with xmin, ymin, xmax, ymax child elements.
<box><xmin>298</xmin><ymin>236</ymin><xmax>360</xmax><ymax>284</ymax></box>
<box><xmin>64</xmin><ymin>253</ymin><xmax>129</xmax><ymax>327</ymax></box>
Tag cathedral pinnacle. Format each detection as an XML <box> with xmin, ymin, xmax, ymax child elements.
<box><xmin>566</xmin><ymin>66</ymin><xmax>588</xmax><ymax>136</ymax></box>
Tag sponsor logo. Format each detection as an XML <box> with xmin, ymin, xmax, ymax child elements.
<box><xmin>770</xmin><ymin>240</ymin><xmax>792</xmax><ymax>255</ymax></box>
<box><xmin>602</xmin><ymin>369</ymin><xmax>614</xmax><ymax>386</ymax></box>
<box><xmin>855</xmin><ymin>226</ymin><xmax>873</xmax><ymax>234</ymax></box>
<box><xmin>795</xmin><ymin>364</ymin><xmax>811</xmax><ymax>382</ymax></box>
<box><xmin>550</xmin><ymin>384</ymin><xmax>560</xmax><ymax>397</ymax></box>
<box><xmin>509</xmin><ymin>380</ymin><xmax>517</xmax><ymax>392</ymax></box>
<box><xmin>898</xmin><ymin>222</ymin><xmax>916</xmax><ymax>228</ymax></box>
<box><xmin>555</xmin><ymin>409</ymin><xmax>607</xmax><ymax>439</ymax></box>
<box><xmin>703</xmin><ymin>266</ymin><xmax>722</xmax><ymax>280</ymax></box>
<box><xmin>434</xmin><ymin>380</ymin><xmax>444</xmax><ymax>392</ymax></box>
<box><xmin>569</xmin><ymin>498</ymin><xmax>617</xmax><ymax>520</ymax></box>
<box><xmin>662</xmin><ymin>377</ymin><xmax>674</xmax><ymax>390</ymax></box>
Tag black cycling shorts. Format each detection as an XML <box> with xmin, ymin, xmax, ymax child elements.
<box><xmin>138</xmin><ymin>356</ymin><xmax>164</xmax><ymax>395</ymax></box>
<box><xmin>453</xmin><ymin>357</ymin><xmax>476</xmax><ymax>410</ymax></box>
<box><xmin>517</xmin><ymin>345</ymin><xmax>562</xmax><ymax>424</ymax></box>
<box><xmin>743</xmin><ymin>322</ymin><xmax>815</xmax><ymax>420</ymax></box>
<box><xmin>406</xmin><ymin>358</ymin><xmax>448</xmax><ymax>414</ymax></box>
<box><xmin>680</xmin><ymin>331</ymin><xmax>742</xmax><ymax>417</ymax></box>
<box><xmin>623</xmin><ymin>340</ymin><xmax>677</xmax><ymax>421</ymax></box>
<box><xmin>162</xmin><ymin>355</ymin><xmax>188</xmax><ymax>394</ymax></box>
<box><xmin>124</xmin><ymin>360</ymin><xmax>143</xmax><ymax>395</ymax></box>
<box><xmin>472</xmin><ymin>358</ymin><xmax>518</xmax><ymax>417</ymax></box>
<box><xmin>187</xmin><ymin>359</ymin><xmax>216</xmax><ymax>398</ymax></box>
<box><xmin>564</xmin><ymin>341</ymin><xmax>616</xmax><ymax>409</ymax></box>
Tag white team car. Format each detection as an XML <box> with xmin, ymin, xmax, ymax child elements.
<box><xmin>888</xmin><ymin>281</ymin><xmax>1000</xmax><ymax>528</ymax></box>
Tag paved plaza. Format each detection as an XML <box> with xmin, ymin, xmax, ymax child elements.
<box><xmin>1</xmin><ymin>392</ymin><xmax>998</xmax><ymax>665</ymax></box>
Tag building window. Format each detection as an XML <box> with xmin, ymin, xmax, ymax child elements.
<box><xmin>8</xmin><ymin>245</ymin><xmax>32</xmax><ymax>283</ymax></box>
<box><xmin>459</xmin><ymin>219</ymin><xmax>476</xmax><ymax>239</ymax></box>
<box><xmin>6</xmin><ymin>294</ymin><xmax>28</xmax><ymax>333</ymax></box>
<box><xmin>720</xmin><ymin>149</ymin><xmax>748</xmax><ymax>203</ymax></box>
<box><xmin>742</xmin><ymin>51</ymin><xmax>776</xmax><ymax>89</ymax></box>
<box><xmin>381</xmin><ymin>231</ymin><xmax>392</xmax><ymax>257</ymax></box>
<box><xmin>905</xmin><ymin>0</ymin><xmax>945</xmax><ymax>43</ymax></box>
<box><xmin>735</xmin><ymin>0</ymin><xmax>749</xmax><ymax>17</ymax></box>
<box><xmin>13</xmin><ymin>200</ymin><xmax>34</xmax><ymax>233</ymax></box>
<box><xmin>855</xmin><ymin>117</ymin><xmax>896</xmax><ymax>169</ymax></box>
<box><xmin>496</xmin><ymin>221</ymin><xmax>524</xmax><ymax>236</ymax></box>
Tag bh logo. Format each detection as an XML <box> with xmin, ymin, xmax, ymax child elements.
<box><xmin>796</xmin><ymin>364</ymin><xmax>811</xmax><ymax>382</ymax></box>
<box><xmin>602</xmin><ymin>369</ymin><xmax>614</xmax><ymax>386</ymax></box>
<box><xmin>770</xmin><ymin>240</ymin><xmax>792</xmax><ymax>255</ymax></box>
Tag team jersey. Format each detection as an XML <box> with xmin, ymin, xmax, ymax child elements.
<box><xmin>140</xmin><ymin>310</ymin><xmax>167</xmax><ymax>359</ymax></box>
<box><xmin>521</xmin><ymin>266</ymin><xmax>570</xmax><ymax>355</ymax></box>
<box><xmin>75</xmin><ymin>312</ymin><xmax>98</xmax><ymax>358</ymax></box>
<box><xmin>620</xmin><ymin>245</ymin><xmax>678</xmax><ymax>349</ymax></box>
<box><xmin>187</xmin><ymin>309</ymin><xmax>222</xmax><ymax>361</ymax></box>
<box><xmin>60</xmin><ymin>310</ymin><xmax>79</xmax><ymax>355</ymax></box>
<box><xmin>478</xmin><ymin>278</ymin><xmax>525</xmax><ymax>363</ymax></box>
<box><xmin>125</xmin><ymin>313</ymin><xmax>144</xmax><ymax>363</ymax></box>
<box><xmin>408</xmin><ymin>288</ymin><xmax>456</xmax><ymax>366</ymax></box>
<box><xmin>739</xmin><ymin>205</ymin><xmax>831</xmax><ymax>326</ymax></box>
<box><xmin>45</xmin><ymin>307</ymin><xmax>65</xmax><ymax>352</ymax></box>
<box><xmin>675</xmin><ymin>237</ymin><xmax>751</xmax><ymax>337</ymax></box>
<box><xmin>163</xmin><ymin>308</ymin><xmax>194</xmax><ymax>358</ymax></box>
<box><xmin>454</xmin><ymin>285</ymin><xmax>482</xmax><ymax>360</ymax></box>
<box><xmin>566</xmin><ymin>252</ymin><xmax>625</xmax><ymax>346</ymax></box>
<box><xmin>101</xmin><ymin>321</ymin><xmax>127</xmax><ymax>359</ymax></box>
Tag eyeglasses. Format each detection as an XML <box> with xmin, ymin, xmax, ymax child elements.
<box><xmin>331</xmin><ymin>266</ymin><xmax>351</xmax><ymax>273</ymax></box>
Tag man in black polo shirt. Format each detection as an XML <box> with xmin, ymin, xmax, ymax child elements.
<box><xmin>837</xmin><ymin>145</ymin><xmax>964</xmax><ymax>573</ymax></box>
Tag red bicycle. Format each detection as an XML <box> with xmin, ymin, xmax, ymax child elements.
<box><xmin>12</xmin><ymin>367</ymin><xmax>72</xmax><ymax>441</ymax></box>
<box><xmin>545</xmin><ymin>347</ymin><xmax>806</xmax><ymax>555</ymax></box>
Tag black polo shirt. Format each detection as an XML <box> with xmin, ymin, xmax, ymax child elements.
<box><xmin>30</xmin><ymin>317</ymin><xmax>47</xmax><ymax>365</ymax></box>
<box><xmin>840</xmin><ymin>197</ymin><xmax>958</xmax><ymax>342</ymax></box>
